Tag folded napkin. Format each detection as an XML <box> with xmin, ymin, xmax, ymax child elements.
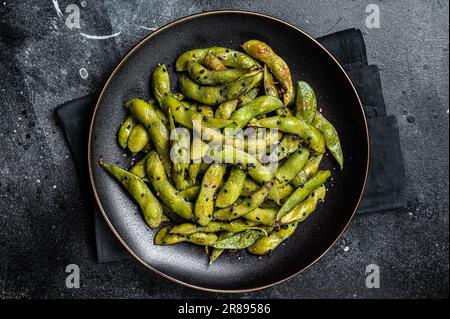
<box><xmin>55</xmin><ymin>28</ymin><xmax>406</xmax><ymax>263</ymax></box>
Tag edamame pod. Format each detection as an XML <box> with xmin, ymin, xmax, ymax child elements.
<box><xmin>209</xmin><ymin>231</ymin><xmax>233</xmax><ymax>264</ymax></box>
<box><xmin>155</xmin><ymin>226</ymin><xmax>218</xmax><ymax>246</ymax></box>
<box><xmin>238</xmin><ymin>87</ymin><xmax>259</xmax><ymax>106</ymax></box>
<box><xmin>168</xmin><ymin>110</ymin><xmax>192</xmax><ymax>191</ymax></box>
<box><xmin>215</xmin><ymin>100</ymin><xmax>238</xmax><ymax>120</ymax></box>
<box><xmin>195</xmin><ymin>164</ymin><xmax>227</xmax><ymax>226</ymax></box>
<box><xmin>292</xmin><ymin>154</ymin><xmax>324</xmax><ymax>188</ymax></box>
<box><xmin>151</xmin><ymin>64</ymin><xmax>171</xmax><ymax>107</ymax></box>
<box><xmin>249</xmin><ymin>116</ymin><xmax>325</xmax><ymax>153</ymax></box>
<box><xmin>130</xmin><ymin>153</ymin><xmax>152</xmax><ymax>179</ymax></box>
<box><xmin>186</xmin><ymin>61</ymin><xmax>247</xmax><ymax>85</ymax></box>
<box><xmin>227</xmin><ymin>96</ymin><xmax>283</xmax><ymax>129</ymax></box>
<box><xmin>176</xmin><ymin>47</ymin><xmax>260</xmax><ymax>71</ymax></box>
<box><xmin>178</xmin><ymin>70</ymin><xmax>262</xmax><ymax>106</ymax></box>
<box><xmin>126</xmin><ymin>99</ymin><xmax>172</xmax><ymax>175</ymax></box>
<box><xmin>100</xmin><ymin>162</ymin><xmax>163</xmax><ymax>229</ymax></box>
<box><xmin>248</xmin><ymin>223</ymin><xmax>298</xmax><ymax>255</ymax></box>
<box><xmin>145</xmin><ymin>151</ymin><xmax>194</xmax><ymax>220</ymax></box>
<box><xmin>263</xmin><ymin>64</ymin><xmax>278</xmax><ymax>98</ymax></box>
<box><xmin>117</xmin><ymin>115</ymin><xmax>136</xmax><ymax>149</ymax></box>
<box><xmin>278</xmin><ymin>185</ymin><xmax>326</xmax><ymax>225</ymax></box>
<box><xmin>162</xmin><ymin>95</ymin><xmax>233</xmax><ymax>128</ymax></box>
<box><xmin>312</xmin><ymin>112</ymin><xmax>344</xmax><ymax>169</ymax></box>
<box><xmin>213</xmin><ymin>230</ymin><xmax>264</xmax><ymax>249</ymax></box>
<box><xmin>242</xmin><ymin>208</ymin><xmax>277</xmax><ymax>226</ymax></box>
<box><xmin>208</xmin><ymin>145</ymin><xmax>273</xmax><ymax>183</ymax></box>
<box><xmin>179</xmin><ymin>185</ymin><xmax>200</xmax><ymax>201</ymax></box>
<box><xmin>127</xmin><ymin>124</ymin><xmax>150</xmax><ymax>153</ymax></box>
<box><xmin>267</xmin><ymin>134</ymin><xmax>301</xmax><ymax>162</ymax></box>
<box><xmin>215</xmin><ymin>168</ymin><xmax>247</xmax><ymax>208</ymax></box>
<box><xmin>214</xmin><ymin>182</ymin><xmax>273</xmax><ymax>221</ymax></box>
<box><xmin>198</xmin><ymin>105</ymin><xmax>214</xmax><ymax>117</ymax></box>
<box><xmin>242</xmin><ymin>40</ymin><xmax>293</xmax><ymax>106</ymax></box>
<box><xmin>169</xmin><ymin>220</ymin><xmax>266</xmax><ymax>236</ymax></box>
<box><xmin>241</xmin><ymin>178</ymin><xmax>259</xmax><ymax>196</ymax></box>
<box><xmin>277</xmin><ymin>170</ymin><xmax>330</xmax><ymax>219</ymax></box>
<box><xmin>296</xmin><ymin>81</ymin><xmax>317</xmax><ymax>123</ymax></box>
<box><xmin>202</xmin><ymin>52</ymin><xmax>226</xmax><ymax>70</ymax></box>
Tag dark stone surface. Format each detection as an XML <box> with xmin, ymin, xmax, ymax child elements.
<box><xmin>0</xmin><ymin>0</ymin><xmax>448</xmax><ymax>298</ymax></box>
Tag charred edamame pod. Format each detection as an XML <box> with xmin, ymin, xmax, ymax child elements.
<box><xmin>178</xmin><ymin>70</ymin><xmax>263</xmax><ymax>106</ymax></box>
<box><xmin>277</xmin><ymin>170</ymin><xmax>330</xmax><ymax>219</ymax></box>
<box><xmin>195</xmin><ymin>164</ymin><xmax>227</xmax><ymax>226</ymax></box>
<box><xmin>214</xmin><ymin>182</ymin><xmax>273</xmax><ymax>221</ymax></box>
<box><xmin>117</xmin><ymin>115</ymin><xmax>136</xmax><ymax>149</ymax></box>
<box><xmin>126</xmin><ymin>98</ymin><xmax>172</xmax><ymax>175</ymax></box>
<box><xmin>176</xmin><ymin>47</ymin><xmax>260</xmax><ymax>71</ymax></box>
<box><xmin>215</xmin><ymin>168</ymin><xmax>247</xmax><ymax>208</ymax></box>
<box><xmin>186</xmin><ymin>61</ymin><xmax>247</xmax><ymax>85</ymax></box>
<box><xmin>278</xmin><ymin>185</ymin><xmax>326</xmax><ymax>225</ymax></box>
<box><xmin>242</xmin><ymin>40</ymin><xmax>293</xmax><ymax>106</ymax></box>
<box><xmin>249</xmin><ymin>116</ymin><xmax>325</xmax><ymax>154</ymax></box>
<box><xmin>127</xmin><ymin>124</ymin><xmax>150</xmax><ymax>153</ymax></box>
<box><xmin>312</xmin><ymin>112</ymin><xmax>344</xmax><ymax>169</ymax></box>
<box><xmin>145</xmin><ymin>151</ymin><xmax>194</xmax><ymax>220</ymax></box>
<box><xmin>100</xmin><ymin>162</ymin><xmax>163</xmax><ymax>229</ymax></box>
<box><xmin>248</xmin><ymin>223</ymin><xmax>298</xmax><ymax>255</ymax></box>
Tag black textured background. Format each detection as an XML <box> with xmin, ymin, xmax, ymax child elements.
<box><xmin>0</xmin><ymin>0</ymin><xmax>448</xmax><ymax>298</ymax></box>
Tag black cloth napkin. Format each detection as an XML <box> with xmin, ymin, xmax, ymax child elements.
<box><xmin>55</xmin><ymin>28</ymin><xmax>406</xmax><ymax>263</ymax></box>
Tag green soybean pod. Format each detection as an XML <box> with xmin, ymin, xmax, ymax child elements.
<box><xmin>273</xmin><ymin>147</ymin><xmax>310</xmax><ymax>188</ymax></box>
<box><xmin>198</xmin><ymin>105</ymin><xmax>215</xmax><ymax>117</ymax></box>
<box><xmin>296</xmin><ymin>81</ymin><xmax>317</xmax><ymax>124</ymax></box>
<box><xmin>127</xmin><ymin>124</ymin><xmax>150</xmax><ymax>153</ymax></box>
<box><xmin>291</xmin><ymin>154</ymin><xmax>324</xmax><ymax>188</ymax></box>
<box><xmin>248</xmin><ymin>223</ymin><xmax>298</xmax><ymax>255</ymax></box>
<box><xmin>202</xmin><ymin>52</ymin><xmax>227</xmax><ymax>70</ymax></box>
<box><xmin>178</xmin><ymin>70</ymin><xmax>262</xmax><ymax>106</ymax></box>
<box><xmin>277</xmin><ymin>170</ymin><xmax>331</xmax><ymax>219</ymax></box>
<box><xmin>312</xmin><ymin>112</ymin><xmax>344</xmax><ymax>170</ymax></box>
<box><xmin>162</xmin><ymin>95</ymin><xmax>233</xmax><ymax>129</ymax></box>
<box><xmin>242</xmin><ymin>208</ymin><xmax>277</xmax><ymax>226</ymax></box>
<box><xmin>213</xmin><ymin>230</ymin><xmax>263</xmax><ymax>249</ymax></box>
<box><xmin>179</xmin><ymin>185</ymin><xmax>200</xmax><ymax>202</ymax></box>
<box><xmin>155</xmin><ymin>228</ymin><xmax>218</xmax><ymax>246</ymax></box>
<box><xmin>145</xmin><ymin>151</ymin><xmax>194</xmax><ymax>220</ymax></box>
<box><xmin>242</xmin><ymin>40</ymin><xmax>293</xmax><ymax>106</ymax></box>
<box><xmin>129</xmin><ymin>153</ymin><xmax>152</xmax><ymax>179</ymax></box>
<box><xmin>279</xmin><ymin>185</ymin><xmax>326</xmax><ymax>225</ymax></box>
<box><xmin>241</xmin><ymin>178</ymin><xmax>259</xmax><ymax>196</ymax></box>
<box><xmin>215</xmin><ymin>100</ymin><xmax>239</xmax><ymax>120</ymax></box>
<box><xmin>186</xmin><ymin>61</ymin><xmax>247</xmax><ymax>85</ymax></box>
<box><xmin>267</xmin><ymin>134</ymin><xmax>301</xmax><ymax>163</ymax></box>
<box><xmin>100</xmin><ymin>162</ymin><xmax>163</xmax><ymax>229</ymax></box>
<box><xmin>209</xmin><ymin>231</ymin><xmax>234</xmax><ymax>264</ymax></box>
<box><xmin>151</xmin><ymin>64</ymin><xmax>171</xmax><ymax>107</ymax></box>
<box><xmin>208</xmin><ymin>145</ymin><xmax>273</xmax><ymax>184</ymax></box>
<box><xmin>169</xmin><ymin>220</ymin><xmax>266</xmax><ymax>236</ymax></box>
<box><xmin>213</xmin><ymin>182</ymin><xmax>273</xmax><ymax>221</ymax></box>
<box><xmin>195</xmin><ymin>164</ymin><xmax>227</xmax><ymax>226</ymax></box>
<box><xmin>227</xmin><ymin>96</ymin><xmax>284</xmax><ymax>129</ymax></box>
<box><xmin>249</xmin><ymin>116</ymin><xmax>325</xmax><ymax>154</ymax></box>
<box><xmin>117</xmin><ymin>115</ymin><xmax>136</xmax><ymax>149</ymax></box>
<box><xmin>263</xmin><ymin>64</ymin><xmax>278</xmax><ymax>98</ymax></box>
<box><xmin>126</xmin><ymin>98</ymin><xmax>172</xmax><ymax>175</ymax></box>
<box><xmin>175</xmin><ymin>47</ymin><xmax>260</xmax><ymax>71</ymax></box>
<box><xmin>238</xmin><ymin>87</ymin><xmax>260</xmax><ymax>106</ymax></box>
<box><xmin>215</xmin><ymin>168</ymin><xmax>247</xmax><ymax>208</ymax></box>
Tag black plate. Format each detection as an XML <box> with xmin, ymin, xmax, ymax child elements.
<box><xmin>88</xmin><ymin>10</ymin><xmax>369</xmax><ymax>292</ymax></box>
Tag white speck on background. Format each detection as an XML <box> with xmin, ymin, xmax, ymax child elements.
<box><xmin>79</xmin><ymin>68</ymin><xmax>88</xmax><ymax>79</ymax></box>
<box><xmin>36</xmin><ymin>179</ymin><xmax>41</xmax><ymax>183</ymax></box>
<box><xmin>53</xmin><ymin>185</ymin><xmax>57</xmax><ymax>189</ymax></box>
<box><xmin>79</xmin><ymin>31</ymin><xmax>121</xmax><ymax>40</ymax></box>
<box><xmin>344</xmin><ymin>246</ymin><xmax>349</xmax><ymax>252</ymax></box>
